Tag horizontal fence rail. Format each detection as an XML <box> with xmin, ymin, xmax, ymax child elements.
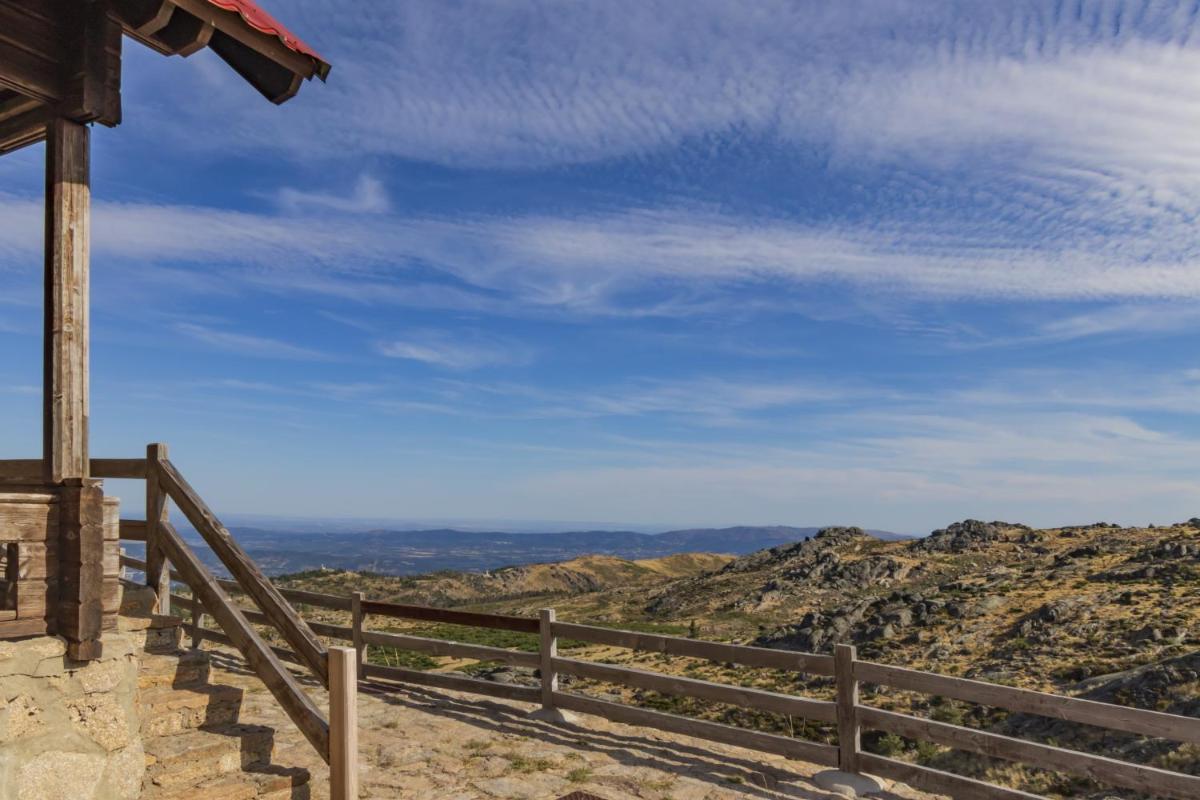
<box><xmin>106</xmin><ymin>448</ymin><xmax>1200</xmax><ymax>800</ymax></box>
<box><xmin>552</xmin><ymin>620</ymin><xmax>835</xmax><ymax>676</ymax></box>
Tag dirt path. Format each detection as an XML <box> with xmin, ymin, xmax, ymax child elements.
<box><xmin>204</xmin><ymin>647</ymin><xmax>937</xmax><ymax>800</ymax></box>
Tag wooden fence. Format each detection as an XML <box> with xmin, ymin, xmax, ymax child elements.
<box><xmin>117</xmin><ymin>546</ymin><xmax>1200</xmax><ymax>800</ymax></box>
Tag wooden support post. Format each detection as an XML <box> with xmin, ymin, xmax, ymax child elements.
<box><xmin>145</xmin><ymin>443</ymin><xmax>170</xmax><ymax>615</ymax></box>
<box><xmin>528</xmin><ymin>608</ymin><xmax>574</xmax><ymax>722</ymax></box>
<box><xmin>58</xmin><ymin>479</ymin><xmax>104</xmax><ymax>660</ymax></box>
<box><xmin>329</xmin><ymin>646</ymin><xmax>359</xmax><ymax>800</ymax></box>
<box><xmin>190</xmin><ymin>595</ymin><xmax>202</xmax><ymax>650</ymax></box>
<box><xmin>43</xmin><ymin>118</ymin><xmax>90</xmax><ymax>485</ymax></box>
<box><xmin>835</xmin><ymin>643</ymin><xmax>861</xmax><ymax>774</ymax></box>
<box><xmin>539</xmin><ymin>608</ymin><xmax>557</xmax><ymax>710</ymax></box>
<box><xmin>351</xmin><ymin>591</ymin><xmax>365</xmax><ymax>680</ymax></box>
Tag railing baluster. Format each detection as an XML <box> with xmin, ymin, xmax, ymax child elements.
<box><xmin>329</xmin><ymin>646</ymin><xmax>359</xmax><ymax>800</ymax></box>
<box><xmin>144</xmin><ymin>442</ymin><xmax>170</xmax><ymax>616</ymax></box>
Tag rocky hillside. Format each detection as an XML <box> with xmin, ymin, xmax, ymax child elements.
<box><xmin>279</xmin><ymin>518</ymin><xmax>1200</xmax><ymax>798</ymax></box>
<box><xmin>275</xmin><ymin>552</ymin><xmax>732</xmax><ymax>606</ymax></box>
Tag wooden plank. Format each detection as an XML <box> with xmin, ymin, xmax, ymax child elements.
<box><xmin>859</xmin><ymin>706</ymin><xmax>1200</xmax><ymax>800</ymax></box>
<box><xmin>90</xmin><ymin>458</ymin><xmax>147</xmax><ymax>479</ymax></box>
<box><xmin>0</xmin><ymin>499</ymin><xmax>56</xmax><ymax>542</ymax></box>
<box><xmin>309</xmin><ymin>620</ymin><xmax>353</xmax><ymax>641</ymax></box>
<box><xmin>118</xmin><ymin>518</ymin><xmax>146</xmax><ymax>541</ymax></box>
<box><xmin>552</xmin><ymin>656</ymin><xmax>837</xmax><ymax>722</ymax></box>
<box><xmin>0</xmin><ymin>460</ymin><xmax>44</xmax><ymax>480</ymax></box>
<box><xmin>361</xmin><ymin>630</ymin><xmax>540</xmax><ymax>669</ymax></box>
<box><xmin>145</xmin><ymin>444</ymin><xmax>170</xmax><ymax>615</ymax></box>
<box><xmin>360</xmin><ymin>600</ymin><xmax>538</xmax><ymax>633</ymax></box>
<box><xmin>855</xmin><ymin>661</ymin><xmax>1200</xmax><ymax>745</ymax></box>
<box><xmin>216</xmin><ymin>579</ymin><xmax>351</xmax><ymax>611</ymax></box>
<box><xmin>552</xmin><ymin>621</ymin><xmax>835</xmax><ymax>676</ymax></box>
<box><xmin>0</xmin><ymin>460</ymin><xmax>141</xmax><ymax>479</ymax></box>
<box><xmin>119</xmin><ymin>553</ymin><xmax>147</xmax><ymax>572</ymax></box>
<box><xmin>156</xmin><ymin>520</ymin><xmax>330</xmax><ymax>761</ymax></box>
<box><xmin>0</xmin><ymin>617</ymin><xmax>50</xmax><ymax>638</ymax></box>
<box><xmin>16</xmin><ymin>542</ymin><xmax>55</xmax><ymax>580</ymax></box>
<box><xmin>329</xmin><ymin>647</ymin><xmax>359</xmax><ymax>800</ymax></box>
<box><xmin>835</xmin><ymin>644</ymin><xmax>860</xmax><ymax>772</ymax></box>
<box><xmin>362</xmin><ymin>662</ymin><xmax>542</xmax><ymax>704</ymax></box>
<box><xmin>552</xmin><ymin>692</ymin><xmax>840</xmax><ymax>767</ymax></box>
<box><xmin>43</xmin><ymin>118</ymin><xmax>90</xmax><ymax>483</ymax></box>
<box><xmin>858</xmin><ymin>753</ymin><xmax>1046</xmax><ymax>800</ymax></box>
<box><xmin>158</xmin><ymin>457</ymin><xmax>329</xmax><ymax>684</ymax></box>
<box><xmin>0</xmin><ymin>37</ymin><xmax>62</xmax><ymax>103</ymax></box>
<box><xmin>0</xmin><ymin>3</ymin><xmax>64</xmax><ymax>62</ymax></box>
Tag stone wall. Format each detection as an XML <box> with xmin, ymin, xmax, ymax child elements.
<box><xmin>0</xmin><ymin>631</ymin><xmax>144</xmax><ymax>799</ymax></box>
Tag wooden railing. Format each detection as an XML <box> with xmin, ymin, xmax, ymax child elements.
<box><xmin>68</xmin><ymin>448</ymin><xmax>1200</xmax><ymax>800</ymax></box>
<box><xmin>88</xmin><ymin>447</ymin><xmax>357</xmax><ymax>800</ymax></box>
<box><xmin>131</xmin><ymin>571</ymin><xmax>1200</xmax><ymax>800</ymax></box>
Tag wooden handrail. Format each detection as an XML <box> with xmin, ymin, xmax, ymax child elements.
<box><xmin>155</xmin><ymin>457</ymin><xmax>329</xmax><ymax>683</ymax></box>
<box><xmin>0</xmin><ymin>457</ymin><xmax>145</xmax><ymax>480</ymax></box>
<box><xmin>154</xmin><ymin>520</ymin><xmax>330</xmax><ymax>761</ymax></box>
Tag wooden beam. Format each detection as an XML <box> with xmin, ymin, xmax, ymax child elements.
<box><xmin>0</xmin><ymin>103</ymin><xmax>51</xmax><ymax>155</ymax></box>
<box><xmin>169</xmin><ymin>0</ymin><xmax>316</xmax><ymax>77</ymax></box>
<box><xmin>43</xmin><ymin>118</ymin><xmax>90</xmax><ymax>484</ymax></box>
<box><xmin>57</xmin><ymin>479</ymin><xmax>105</xmax><ymax>660</ymax></box>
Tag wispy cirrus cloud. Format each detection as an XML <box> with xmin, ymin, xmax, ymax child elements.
<box><xmin>174</xmin><ymin>322</ymin><xmax>330</xmax><ymax>361</ymax></box>
<box><xmin>376</xmin><ymin>330</ymin><xmax>535</xmax><ymax>370</ymax></box>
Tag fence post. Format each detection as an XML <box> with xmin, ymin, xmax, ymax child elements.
<box><xmin>329</xmin><ymin>646</ymin><xmax>359</xmax><ymax>800</ymax></box>
<box><xmin>528</xmin><ymin>607</ymin><xmax>574</xmax><ymax>722</ymax></box>
<box><xmin>835</xmin><ymin>643</ymin><xmax>861</xmax><ymax>774</ymax></box>
<box><xmin>145</xmin><ymin>442</ymin><xmax>170</xmax><ymax>616</ymax></box>
<box><xmin>351</xmin><ymin>592</ymin><xmax>365</xmax><ymax>680</ymax></box>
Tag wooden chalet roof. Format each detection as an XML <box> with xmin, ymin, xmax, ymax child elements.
<box><xmin>0</xmin><ymin>0</ymin><xmax>330</xmax><ymax>154</ymax></box>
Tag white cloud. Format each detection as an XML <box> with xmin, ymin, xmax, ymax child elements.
<box><xmin>174</xmin><ymin>322</ymin><xmax>330</xmax><ymax>361</ymax></box>
<box><xmin>276</xmin><ymin>174</ymin><xmax>390</xmax><ymax>214</ymax></box>
<box><xmin>376</xmin><ymin>331</ymin><xmax>535</xmax><ymax>370</ymax></box>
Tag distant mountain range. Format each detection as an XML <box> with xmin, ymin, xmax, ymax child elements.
<box><xmin>165</xmin><ymin>524</ymin><xmax>908</xmax><ymax>577</ymax></box>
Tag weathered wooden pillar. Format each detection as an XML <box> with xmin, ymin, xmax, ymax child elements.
<box><xmin>44</xmin><ymin>118</ymin><xmax>103</xmax><ymax>660</ymax></box>
<box><xmin>43</xmin><ymin>118</ymin><xmax>90</xmax><ymax>484</ymax></box>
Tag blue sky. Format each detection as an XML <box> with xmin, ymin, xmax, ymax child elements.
<box><xmin>3</xmin><ymin>0</ymin><xmax>1200</xmax><ymax>533</ymax></box>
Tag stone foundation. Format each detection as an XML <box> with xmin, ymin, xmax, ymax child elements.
<box><xmin>0</xmin><ymin>630</ymin><xmax>144</xmax><ymax>799</ymax></box>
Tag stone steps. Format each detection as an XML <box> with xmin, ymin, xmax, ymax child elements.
<box><xmin>139</xmin><ymin>648</ymin><xmax>212</xmax><ymax>690</ymax></box>
<box><xmin>138</xmin><ymin>682</ymin><xmax>245</xmax><ymax>736</ymax></box>
<box><xmin>142</xmin><ymin>765</ymin><xmax>311</xmax><ymax>800</ymax></box>
<box><xmin>143</xmin><ymin>723</ymin><xmax>276</xmax><ymax>789</ymax></box>
<box><xmin>127</xmin><ymin>588</ymin><xmax>312</xmax><ymax>799</ymax></box>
